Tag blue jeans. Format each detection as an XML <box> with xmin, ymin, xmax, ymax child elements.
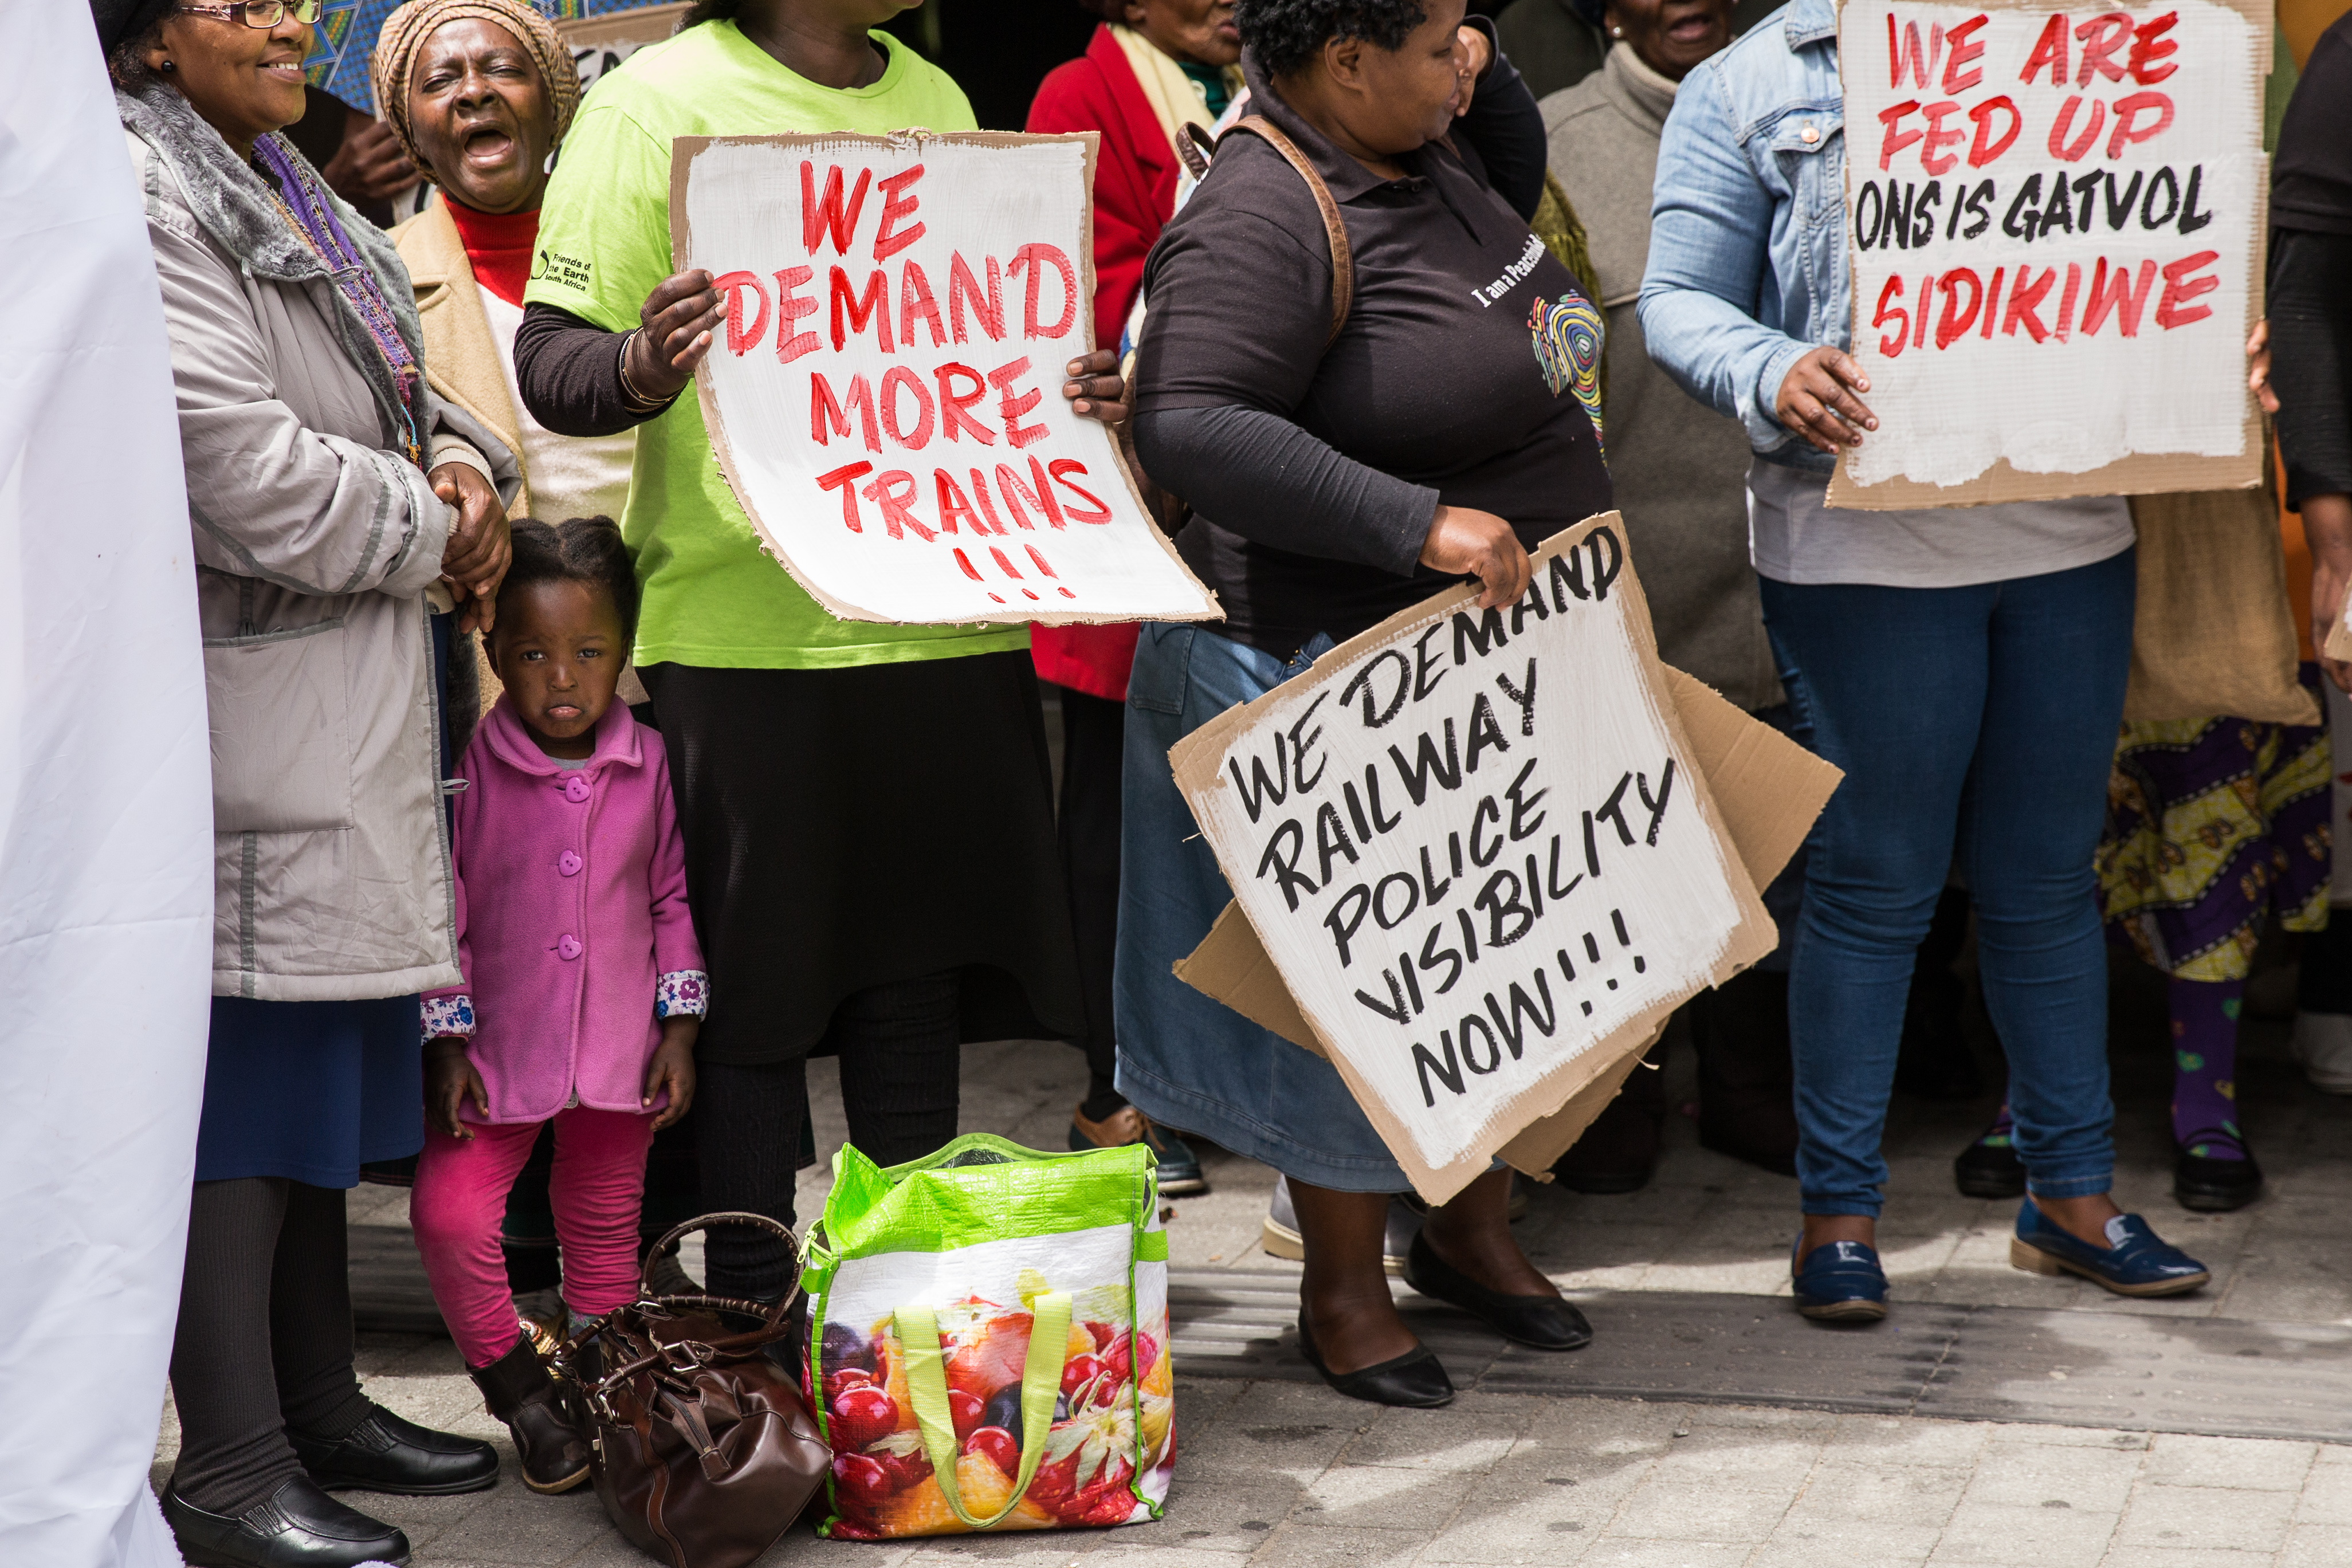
<box><xmin>1760</xmin><ymin>549</ymin><xmax>2134</xmax><ymax>1216</ymax></box>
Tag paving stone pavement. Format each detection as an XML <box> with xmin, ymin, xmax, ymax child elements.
<box><xmin>154</xmin><ymin>963</ymin><xmax>2352</xmax><ymax>1566</ymax></box>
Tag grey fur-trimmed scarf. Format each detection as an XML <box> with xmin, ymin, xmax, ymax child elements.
<box><xmin>118</xmin><ymin>77</ymin><xmax>428</xmax><ymax>456</ymax></box>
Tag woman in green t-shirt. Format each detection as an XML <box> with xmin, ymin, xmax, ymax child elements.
<box><xmin>513</xmin><ymin>0</ymin><xmax>1134</xmax><ymax>1303</ymax></box>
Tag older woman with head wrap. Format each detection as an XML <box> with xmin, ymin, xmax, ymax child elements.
<box><xmin>94</xmin><ymin>0</ymin><xmax>522</xmax><ymax>1561</ymax></box>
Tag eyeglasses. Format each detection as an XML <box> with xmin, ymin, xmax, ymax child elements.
<box><xmin>174</xmin><ymin>0</ymin><xmax>324</xmax><ymax>28</ymax></box>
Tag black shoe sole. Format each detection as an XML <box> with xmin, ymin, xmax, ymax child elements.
<box><xmin>178</xmin><ymin>1548</ymin><xmax>411</xmax><ymax>1568</ymax></box>
<box><xmin>305</xmin><ymin>1468</ymin><xmax>500</xmax><ymax>1498</ymax></box>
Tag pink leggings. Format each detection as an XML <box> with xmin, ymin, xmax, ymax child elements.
<box><xmin>411</xmin><ymin>1107</ymin><xmax>655</xmax><ymax>1369</ymax></box>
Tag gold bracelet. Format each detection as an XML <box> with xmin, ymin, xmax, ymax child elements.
<box><xmin>617</xmin><ymin>329</ymin><xmax>667</xmax><ymax>412</ymax></box>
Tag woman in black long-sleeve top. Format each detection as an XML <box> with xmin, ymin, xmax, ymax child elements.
<box><xmin>1117</xmin><ymin>0</ymin><xmax>1612</xmax><ymax>1407</ymax></box>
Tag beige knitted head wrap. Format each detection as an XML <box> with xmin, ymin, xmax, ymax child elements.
<box><xmin>370</xmin><ymin>0</ymin><xmax>582</xmax><ymax>176</ymax></box>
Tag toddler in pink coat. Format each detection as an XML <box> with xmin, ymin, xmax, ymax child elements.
<box><xmin>410</xmin><ymin>517</ymin><xmax>704</xmax><ymax>1496</ymax></box>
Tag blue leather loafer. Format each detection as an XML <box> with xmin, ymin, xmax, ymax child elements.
<box><xmin>1790</xmin><ymin>1239</ymin><xmax>1888</xmax><ymax>1322</ymax></box>
<box><xmin>2009</xmin><ymin>1201</ymin><xmax>2210</xmax><ymax>1296</ymax></box>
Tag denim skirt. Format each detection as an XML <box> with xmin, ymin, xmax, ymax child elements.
<box><xmin>1112</xmin><ymin>622</ymin><xmax>1413</xmax><ymax>1192</ymax></box>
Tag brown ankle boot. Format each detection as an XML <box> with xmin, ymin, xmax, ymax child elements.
<box><xmin>472</xmin><ymin>1336</ymin><xmax>592</xmax><ymax>1494</ymax></box>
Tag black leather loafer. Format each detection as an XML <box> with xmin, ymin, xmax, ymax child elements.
<box><xmin>1954</xmin><ymin>1129</ymin><xmax>2028</xmax><ymax>1199</ymax></box>
<box><xmin>2175</xmin><ymin>1132</ymin><xmax>2263</xmax><ymax>1212</ymax></box>
<box><xmin>290</xmin><ymin>1402</ymin><xmax>498</xmax><ymax>1496</ymax></box>
<box><xmin>163</xmin><ymin>1476</ymin><xmax>409</xmax><ymax>1568</ymax></box>
<box><xmin>1295</xmin><ymin>1315</ymin><xmax>1454</xmax><ymax>1408</ymax></box>
<box><xmin>1401</xmin><ymin>1230</ymin><xmax>1593</xmax><ymax>1351</ymax></box>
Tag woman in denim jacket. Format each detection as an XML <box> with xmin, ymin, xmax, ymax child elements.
<box><xmin>1636</xmin><ymin>0</ymin><xmax>2209</xmax><ymax>1319</ymax></box>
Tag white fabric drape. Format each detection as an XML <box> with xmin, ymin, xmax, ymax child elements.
<box><xmin>0</xmin><ymin>9</ymin><xmax>214</xmax><ymax>1566</ymax></box>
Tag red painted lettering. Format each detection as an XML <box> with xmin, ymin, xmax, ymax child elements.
<box><xmin>1921</xmin><ymin>101</ymin><xmax>1966</xmax><ymax>175</ymax></box>
<box><xmin>1941</xmin><ymin>14</ymin><xmax>1986</xmax><ymax>92</ymax></box>
<box><xmin>816</xmin><ymin>461</ymin><xmax>873</xmax><ymax>532</ymax></box>
<box><xmin>994</xmin><ymin>456</ymin><xmax>1066</xmax><ymax>530</ymax></box>
<box><xmin>2075</xmin><ymin>13</ymin><xmax>2133</xmax><ymax>84</ymax></box>
<box><xmin>858</xmin><ymin>468</ymin><xmax>927</xmax><ymax>540</ymax></box>
<box><xmin>987</xmin><ymin>356</ymin><xmax>1049</xmax><ymax>447</ymax></box>
<box><xmin>936</xmin><ymin>363</ymin><xmax>995</xmax><ymax>443</ymax></box>
<box><xmin>2056</xmin><ymin>261</ymin><xmax>2083</xmax><ymax>340</ymax></box>
<box><xmin>952</xmin><ymin>545</ymin><xmax>984</xmax><ymax>580</ymax></box>
<box><xmin>967</xmin><ymin>467</ymin><xmax>1010</xmax><ymax>534</ymax></box>
<box><xmin>800</xmin><ymin>162</ymin><xmax>871</xmax><ymax>257</ymax></box>
<box><xmin>774</xmin><ymin>266</ymin><xmax>819</xmax><ymax>364</ymax></box>
<box><xmin>934</xmin><ymin>469</ymin><xmax>981</xmax><ymax>533</ymax></box>
<box><xmin>1878</xmin><ymin>100</ymin><xmax>1923</xmax><ymax>171</ymax></box>
<box><xmin>829</xmin><ymin>266</ymin><xmax>892</xmax><ymax>354</ymax></box>
<box><xmin>1980</xmin><ymin>266</ymin><xmax>2005</xmax><ymax>337</ymax></box>
<box><xmin>713</xmin><ymin>270</ymin><xmax>768</xmax><ymax>356</ymax></box>
<box><xmin>811</xmin><ymin>371</ymin><xmax>879</xmax><ymax>452</ymax></box>
<box><xmin>1888</xmin><ymin>16</ymin><xmax>1942</xmax><ymax>88</ymax></box>
<box><xmin>1047</xmin><ymin>458</ymin><xmax>1113</xmax><ymax>523</ymax></box>
<box><xmin>2048</xmin><ymin>96</ymin><xmax>2105</xmax><ymax>161</ymax></box>
<box><xmin>872</xmin><ymin>164</ymin><xmax>926</xmax><ymax>263</ymax></box>
<box><xmin>1872</xmin><ymin>274</ymin><xmax>1910</xmax><ymax>357</ymax></box>
<box><xmin>2155</xmin><ymin>249</ymin><xmax>2220</xmax><ymax>329</ymax></box>
<box><xmin>948</xmin><ymin>253</ymin><xmax>1004</xmax><ymax>343</ymax></box>
<box><xmin>2081</xmin><ymin>257</ymin><xmax>2157</xmax><ymax>336</ymax></box>
<box><xmin>898</xmin><ymin>261</ymin><xmax>944</xmax><ymax>348</ymax></box>
<box><xmin>1914</xmin><ymin>272</ymin><xmax>1934</xmax><ymax>349</ymax></box>
<box><xmin>1010</xmin><ymin>243</ymin><xmax>1078</xmax><ymax>340</ymax></box>
<box><xmin>879</xmin><ymin>365</ymin><xmax>934</xmax><ymax>450</ymax></box>
<box><xmin>2020</xmin><ymin>14</ymin><xmax>2068</xmax><ymax>85</ymax></box>
<box><xmin>2002</xmin><ymin>266</ymin><xmax>2056</xmax><ymax>340</ymax></box>
<box><xmin>1968</xmin><ymin>96</ymin><xmax>2020</xmax><ymax>166</ymax></box>
<box><xmin>2129</xmin><ymin>11</ymin><xmax>2179</xmax><ymax>84</ymax></box>
<box><xmin>2106</xmin><ymin>92</ymin><xmax>2173</xmax><ymax>158</ymax></box>
<box><xmin>1935</xmin><ymin>268</ymin><xmax>1983</xmax><ymax>348</ymax></box>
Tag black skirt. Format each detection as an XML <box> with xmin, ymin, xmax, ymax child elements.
<box><xmin>637</xmin><ymin>653</ymin><xmax>1085</xmax><ymax>1066</ymax></box>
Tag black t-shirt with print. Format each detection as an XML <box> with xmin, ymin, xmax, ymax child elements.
<box><xmin>1134</xmin><ymin>56</ymin><xmax>1612</xmax><ymax>657</ymax></box>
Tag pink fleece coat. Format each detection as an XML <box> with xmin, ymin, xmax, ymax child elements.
<box><xmin>424</xmin><ymin>695</ymin><xmax>701</xmax><ymax>1123</ymax></box>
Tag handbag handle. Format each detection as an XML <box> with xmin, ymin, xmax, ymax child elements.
<box><xmin>638</xmin><ymin>1209</ymin><xmax>807</xmax><ymax>1321</ymax></box>
<box><xmin>892</xmin><ymin>1291</ymin><xmax>1071</xmax><ymax>1531</ymax></box>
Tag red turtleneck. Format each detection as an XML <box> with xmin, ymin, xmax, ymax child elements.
<box><xmin>442</xmin><ymin>197</ymin><xmax>539</xmax><ymax>307</ymax></box>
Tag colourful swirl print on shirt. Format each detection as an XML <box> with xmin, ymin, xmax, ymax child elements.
<box><xmin>1529</xmin><ymin>292</ymin><xmax>1605</xmax><ymax>456</ymax></box>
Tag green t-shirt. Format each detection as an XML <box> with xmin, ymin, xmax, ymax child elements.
<box><xmin>526</xmin><ymin>23</ymin><xmax>1028</xmax><ymax>670</ymax></box>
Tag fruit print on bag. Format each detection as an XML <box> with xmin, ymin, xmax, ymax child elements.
<box><xmin>815</xmin><ymin>1264</ymin><xmax>1174</xmax><ymax>1538</ymax></box>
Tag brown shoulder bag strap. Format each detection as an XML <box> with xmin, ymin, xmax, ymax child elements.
<box><xmin>1181</xmin><ymin>115</ymin><xmax>1354</xmax><ymax>347</ymax></box>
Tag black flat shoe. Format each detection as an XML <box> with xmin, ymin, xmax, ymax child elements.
<box><xmin>2175</xmin><ymin>1131</ymin><xmax>2263</xmax><ymax>1212</ymax></box>
<box><xmin>290</xmin><ymin>1402</ymin><xmax>498</xmax><ymax>1496</ymax></box>
<box><xmin>1295</xmin><ymin>1315</ymin><xmax>1454</xmax><ymax>1408</ymax></box>
<box><xmin>1401</xmin><ymin>1230</ymin><xmax>1592</xmax><ymax>1351</ymax></box>
<box><xmin>163</xmin><ymin>1476</ymin><xmax>409</xmax><ymax>1568</ymax></box>
<box><xmin>1954</xmin><ymin>1129</ymin><xmax>2027</xmax><ymax>1200</ymax></box>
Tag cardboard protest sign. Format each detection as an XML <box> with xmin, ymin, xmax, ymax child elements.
<box><xmin>556</xmin><ymin>3</ymin><xmax>692</xmax><ymax>93</ymax></box>
<box><xmin>1176</xmin><ymin>665</ymin><xmax>1836</xmax><ymax>1182</ymax></box>
<box><xmin>1167</xmin><ymin>516</ymin><xmax>1829</xmax><ymax>1203</ymax></box>
<box><xmin>1828</xmin><ymin>0</ymin><xmax>2269</xmax><ymax>508</ymax></box>
<box><xmin>671</xmin><ymin>132</ymin><xmax>1220</xmax><ymax>625</ymax></box>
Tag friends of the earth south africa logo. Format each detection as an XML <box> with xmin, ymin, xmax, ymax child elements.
<box><xmin>1529</xmin><ymin>292</ymin><xmax>1605</xmax><ymax>455</ymax></box>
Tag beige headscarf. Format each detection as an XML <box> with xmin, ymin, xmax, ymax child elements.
<box><xmin>369</xmin><ymin>0</ymin><xmax>582</xmax><ymax>175</ymax></box>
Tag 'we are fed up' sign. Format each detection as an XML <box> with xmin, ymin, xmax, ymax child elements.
<box><xmin>672</xmin><ymin>131</ymin><xmax>1219</xmax><ymax>626</ymax></box>
<box><xmin>1830</xmin><ymin>0</ymin><xmax>2268</xmax><ymax>506</ymax></box>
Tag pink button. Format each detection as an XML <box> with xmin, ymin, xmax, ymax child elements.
<box><xmin>557</xmin><ymin>850</ymin><xmax>583</xmax><ymax>877</ymax></box>
<box><xmin>564</xmin><ymin>776</ymin><xmax>591</xmax><ymax>803</ymax></box>
<box><xmin>556</xmin><ymin>935</ymin><xmax>582</xmax><ymax>961</ymax></box>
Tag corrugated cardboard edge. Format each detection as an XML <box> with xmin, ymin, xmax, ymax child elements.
<box><xmin>1174</xmin><ymin>663</ymin><xmax>1839</xmax><ymax>1178</ymax></box>
<box><xmin>666</xmin><ymin>131</ymin><xmax>1221</xmax><ymax>627</ymax></box>
<box><xmin>1167</xmin><ymin>514</ymin><xmax>1837</xmax><ymax>1203</ymax></box>
<box><xmin>1824</xmin><ymin>0</ymin><xmax>2272</xmax><ymax>510</ymax></box>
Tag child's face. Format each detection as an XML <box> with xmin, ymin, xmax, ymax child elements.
<box><xmin>487</xmin><ymin>579</ymin><xmax>625</xmax><ymax>756</ymax></box>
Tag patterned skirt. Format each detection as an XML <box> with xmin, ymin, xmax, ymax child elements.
<box><xmin>2097</xmin><ymin>669</ymin><xmax>2333</xmax><ymax>982</ymax></box>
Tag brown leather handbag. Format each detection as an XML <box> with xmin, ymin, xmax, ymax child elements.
<box><xmin>555</xmin><ymin>1213</ymin><xmax>830</xmax><ymax>1568</ymax></box>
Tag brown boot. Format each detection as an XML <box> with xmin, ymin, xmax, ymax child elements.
<box><xmin>472</xmin><ymin>1336</ymin><xmax>592</xmax><ymax>1495</ymax></box>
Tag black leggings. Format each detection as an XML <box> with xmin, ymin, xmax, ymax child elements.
<box><xmin>1055</xmin><ymin>685</ymin><xmax>1127</xmax><ymax>1119</ymax></box>
<box><xmin>697</xmin><ymin>972</ymin><xmax>963</xmax><ymax>1300</ymax></box>
<box><xmin>168</xmin><ymin>1178</ymin><xmax>371</xmax><ymax>1517</ymax></box>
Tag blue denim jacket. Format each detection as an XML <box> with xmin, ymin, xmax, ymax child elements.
<box><xmin>1636</xmin><ymin>0</ymin><xmax>1846</xmax><ymax>473</ymax></box>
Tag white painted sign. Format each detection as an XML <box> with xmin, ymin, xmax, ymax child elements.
<box><xmin>1169</xmin><ymin>517</ymin><xmax>1777</xmax><ymax>1200</ymax></box>
<box><xmin>671</xmin><ymin>131</ymin><xmax>1219</xmax><ymax>626</ymax></box>
<box><xmin>1831</xmin><ymin>0</ymin><xmax>2267</xmax><ymax>505</ymax></box>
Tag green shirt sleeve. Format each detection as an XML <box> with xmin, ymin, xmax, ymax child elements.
<box><xmin>525</xmin><ymin>101</ymin><xmax>672</xmax><ymax>332</ymax></box>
